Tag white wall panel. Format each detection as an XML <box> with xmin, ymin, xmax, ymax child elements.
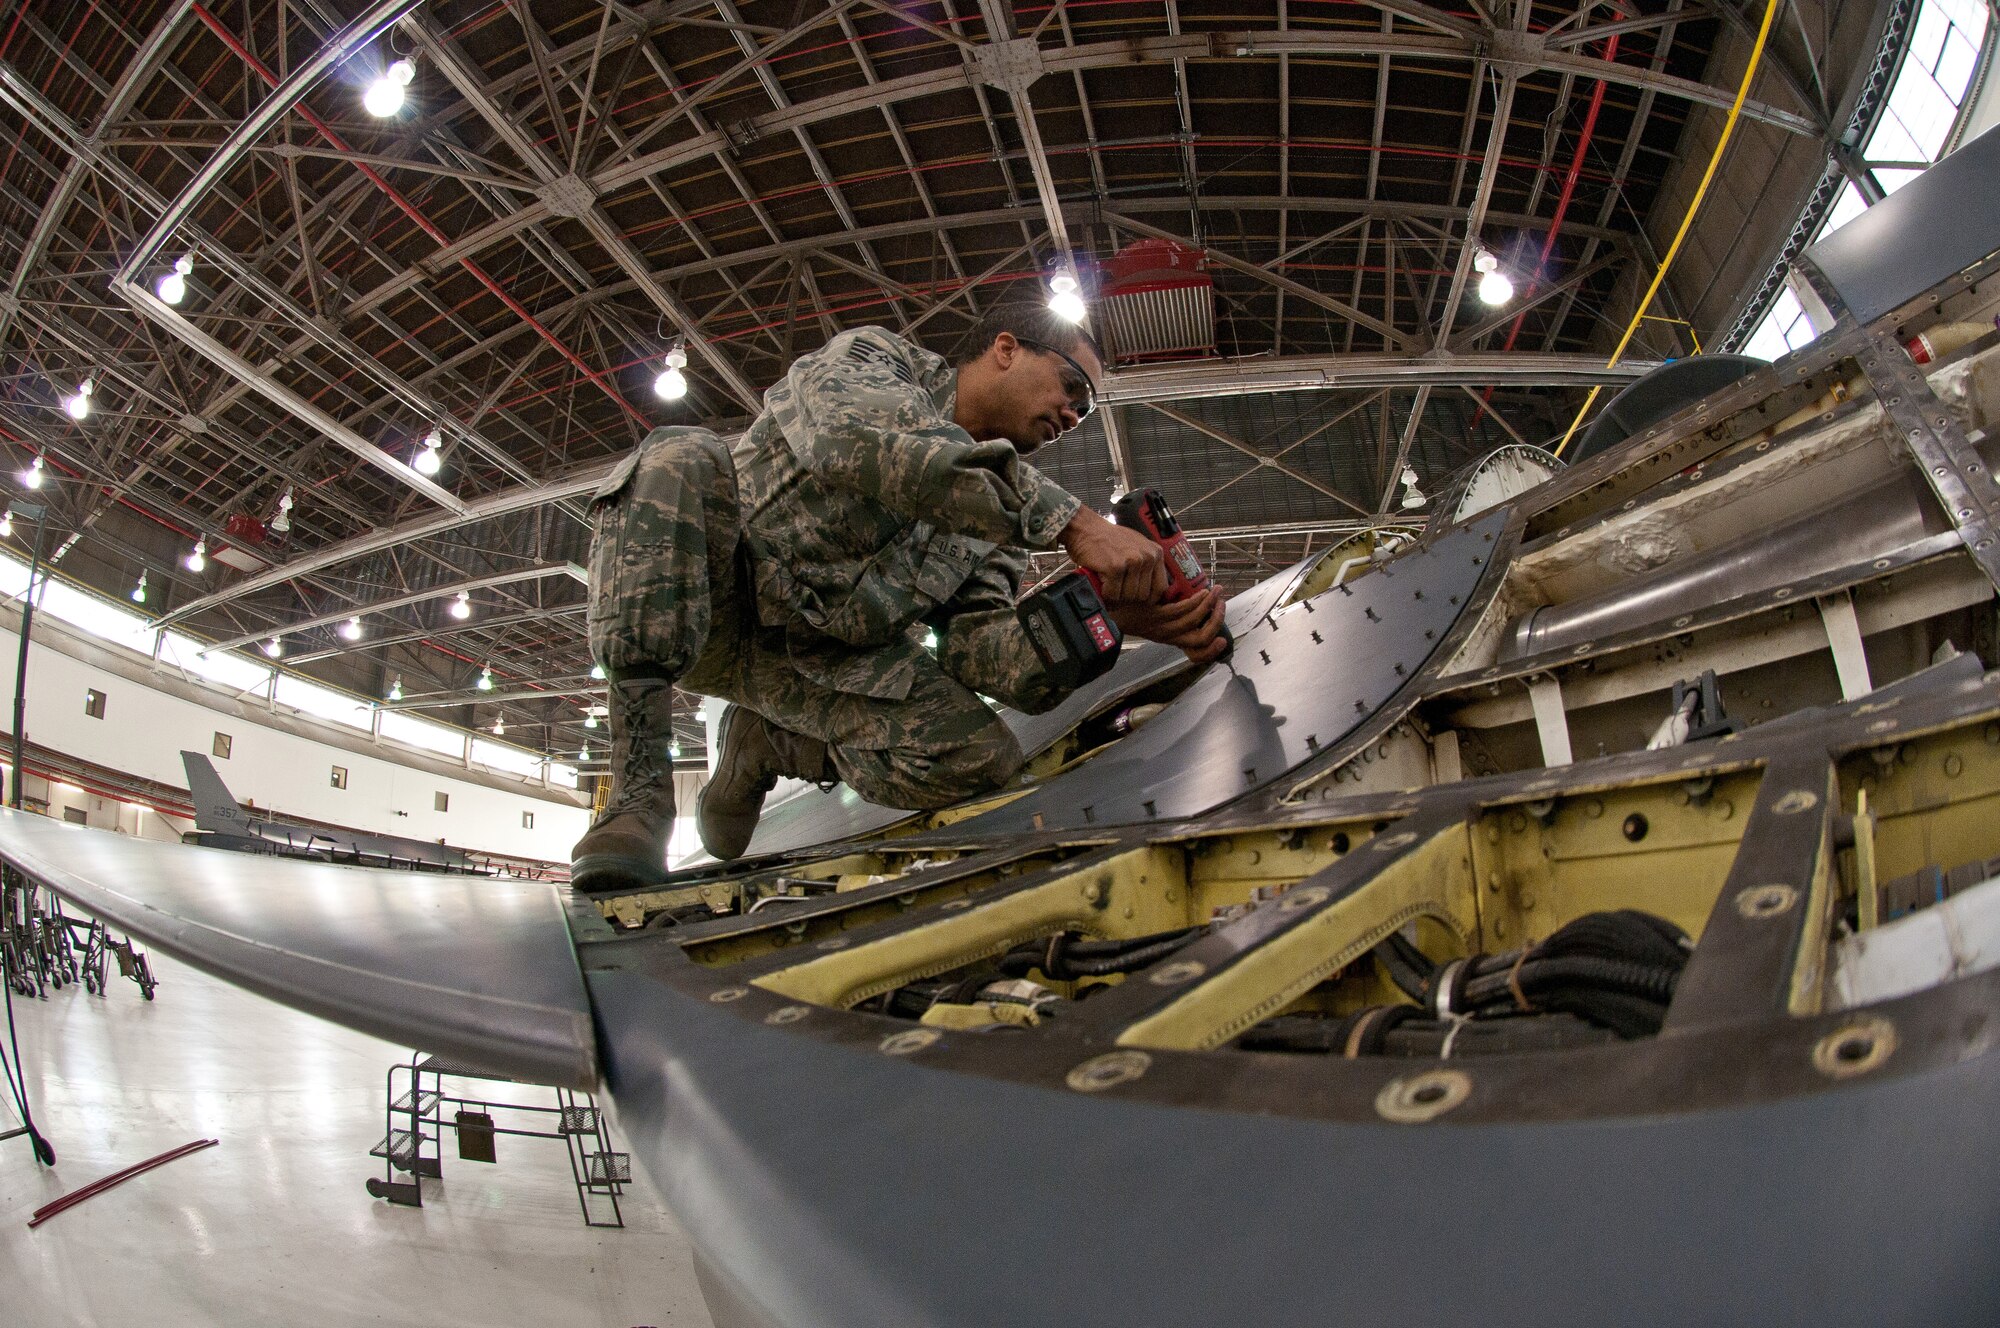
<box><xmin>0</xmin><ymin>618</ymin><xmax>588</xmax><ymax>863</ymax></box>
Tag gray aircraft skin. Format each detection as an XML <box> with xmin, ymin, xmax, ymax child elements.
<box><xmin>3</xmin><ymin>129</ymin><xmax>2000</xmax><ymax>1328</ymax></box>
<box><xmin>179</xmin><ymin>750</ymin><xmax>487</xmax><ymax>875</ymax></box>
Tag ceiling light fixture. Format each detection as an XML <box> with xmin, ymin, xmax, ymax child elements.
<box><xmin>364</xmin><ymin>57</ymin><xmax>415</xmax><ymax>117</ymax></box>
<box><xmin>492</xmin><ymin>718</ymin><xmax>505</xmax><ymax>736</ymax></box>
<box><xmin>340</xmin><ymin>616</ymin><xmax>364</xmax><ymax>642</ymax></box>
<box><xmin>1400</xmin><ymin>466</ymin><xmax>1428</xmax><ymax>510</ymax></box>
<box><xmin>477</xmin><ymin>666</ymin><xmax>493</xmax><ymax>692</ymax></box>
<box><xmin>1047</xmin><ymin>268</ymin><xmax>1087</xmax><ymax>324</ymax></box>
<box><xmin>653</xmin><ymin>346</ymin><xmax>689</xmax><ymax>401</ymax></box>
<box><xmin>185</xmin><ymin>537</ymin><xmax>207</xmax><ymax>572</ymax></box>
<box><xmin>388</xmin><ymin>675</ymin><xmax>403</xmax><ymax>702</ymax></box>
<box><xmin>61</xmin><ymin>377</ymin><xmax>92</xmax><ymax>422</ymax></box>
<box><xmin>130</xmin><ymin>569</ymin><xmax>146</xmax><ymax>602</ymax></box>
<box><xmin>590</xmin><ymin>662</ymin><xmax>606</xmax><ymax>681</ymax></box>
<box><xmin>449</xmin><ymin>589</ymin><xmax>471</xmax><ymax>620</ymax></box>
<box><xmin>0</xmin><ymin>510</ymin><xmax>12</xmax><ymax>540</ymax></box>
<box><xmin>580</xmin><ymin>743</ymin><xmax>591</xmax><ymax>761</ymax></box>
<box><xmin>413</xmin><ymin>426</ymin><xmax>443</xmax><ymax>477</ymax></box>
<box><xmin>1473</xmin><ymin>248</ymin><xmax>1514</xmax><ymax>307</ymax></box>
<box><xmin>157</xmin><ymin>254</ymin><xmax>194</xmax><ymax>306</ymax></box>
<box><xmin>21</xmin><ymin>454</ymin><xmax>45</xmax><ymax>488</ymax></box>
<box><xmin>584</xmin><ymin>711</ymin><xmax>599</xmax><ymax>730</ymax></box>
<box><xmin>669</xmin><ymin>740</ymin><xmax>682</xmax><ymax>759</ymax></box>
<box><xmin>262</xmin><ymin>636</ymin><xmax>283</xmax><ymax>658</ymax></box>
<box><xmin>269</xmin><ymin>488</ymin><xmax>294</xmax><ymax>534</ymax></box>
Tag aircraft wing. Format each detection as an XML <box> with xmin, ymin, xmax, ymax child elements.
<box><xmin>0</xmin><ymin>809</ymin><xmax>596</xmax><ymax>1088</ymax></box>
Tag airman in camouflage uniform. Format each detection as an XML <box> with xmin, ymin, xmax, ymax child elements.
<box><xmin>573</xmin><ymin>306</ymin><xmax>1226</xmax><ymax>889</ymax></box>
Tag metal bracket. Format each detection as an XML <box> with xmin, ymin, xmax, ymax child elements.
<box><xmin>1816</xmin><ymin>591</ymin><xmax>1873</xmax><ymax>700</ymax></box>
<box><xmin>536</xmin><ymin>173</ymin><xmax>598</xmax><ymax>220</ymax></box>
<box><xmin>967</xmin><ymin>38</ymin><xmax>1046</xmax><ymax>93</ymax></box>
<box><xmin>1853</xmin><ymin>322</ymin><xmax>2000</xmax><ymax>590</ymax></box>
<box><xmin>1526</xmin><ymin>674</ymin><xmax>1573</xmax><ymax>767</ymax></box>
<box><xmin>1483</xmin><ymin>28</ymin><xmax>1545</xmax><ymax>78</ymax></box>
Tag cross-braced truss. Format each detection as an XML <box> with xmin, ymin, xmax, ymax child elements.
<box><xmin>0</xmin><ymin>0</ymin><xmax>1868</xmax><ymax>768</ymax></box>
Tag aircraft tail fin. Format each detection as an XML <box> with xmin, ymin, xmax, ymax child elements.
<box><xmin>180</xmin><ymin>751</ymin><xmax>249</xmax><ymax>830</ymax></box>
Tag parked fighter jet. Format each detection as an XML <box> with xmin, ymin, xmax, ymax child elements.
<box><xmin>180</xmin><ymin>751</ymin><xmax>487</xmax><ymax>875</ymax></box>
<box><xmin>4</xmin><ymin>128</ymin><xmax>2000</xmax><ymax>1328</ymax></box>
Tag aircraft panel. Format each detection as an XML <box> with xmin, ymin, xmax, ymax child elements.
<box><xmin>0</xmin><ymin>809</ymin><xmax>595</xmax><ymax>1088</ymax></box>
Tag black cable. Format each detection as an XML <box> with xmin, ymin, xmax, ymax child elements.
<box><xmin>1374</xmin><ymin>932</ymin><xmax>1436</xmax><ymax>1003</ymax></box>
<box><xmin>997</xmin><ymin>927</ymin><xmax>1204</xmax><ymax>980</ymax></box>
<box><xmin>1460</xmin><ymin>955</ymin><xmax>1681</xmax><ymax>1008</ymax></box>
<box><xmin>0</xmin><ymin>887</ymin><xmax>55</xmax><ymax>1164</ymax></box>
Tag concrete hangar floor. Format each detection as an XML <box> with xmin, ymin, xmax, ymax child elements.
<box><xmin>0</xmin><ymin>953</ymin><xmax>713</xmax><ymax>1327</ymax></box>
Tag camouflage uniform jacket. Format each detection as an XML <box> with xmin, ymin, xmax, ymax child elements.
<box><xmin>732</xmin><ymin>325</ymin><xmax>1083</xmax><ymax>704</ymax></box>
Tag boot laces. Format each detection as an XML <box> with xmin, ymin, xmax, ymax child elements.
<box><xmin>603</xmin><ymin>691</ymin><xmax>673</xmax><ymax>816</ymax></box>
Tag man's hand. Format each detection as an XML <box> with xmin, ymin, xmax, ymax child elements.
<box><xmin>1059</xmin><ymin>507</ymin><xmax>1167</xmax><ymax>605</ymax></box>
<box><xmin>1108</xmin><ymin>587</ymin><xmax>1231</xmax><ymax>665</ymax></box>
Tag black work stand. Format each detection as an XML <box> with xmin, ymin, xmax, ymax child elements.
<box><xmin>366</xmin><ymin>1052</ymin><xmax>630</xmax><ymax>1228</ymax></box>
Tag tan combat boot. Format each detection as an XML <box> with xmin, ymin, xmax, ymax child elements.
<box><xmin>696</xmin><ymin>706</ymin><xmax>833</xmax><ymax>862</ymax></box>
<box><xmin>570</xmin><ymin>677</ymin><xmax>679</xmax><ymax>891</ymax></box>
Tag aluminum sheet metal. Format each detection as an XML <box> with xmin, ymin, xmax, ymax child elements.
<box><xmin>962</xmin><ymin>514</ymin><xmax>1500</xmax><ymax>834</ymax></box>
<box><xmin>1802</xmin><ymin>124</ymin><xmax>2000</xmax><ymax>326</ymax></box>
<box><xmin>720</xmin><ymin>552</ymin><xmax>1320</xmax><ymax>864</ymax></box>
<box><xmin>0</xmin><ymin>810</ymin><xmax>597</xmax><ymax>1088</ymax></box>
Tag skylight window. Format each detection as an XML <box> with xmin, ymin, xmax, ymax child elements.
<box><xmin>379</xmin><ymin>710</ymin><xmax>468</xmax><ymax>758</ymax></box>
<box><xmin>162</xmin><ymin>631</ymin><xmax>274</xmax><ymax>694</ymax></box>
<box><xmin>274</xmin><ymin>675</ymin><xmax>375</xmax><ymax>732</ymax></box>
<box><xmin>1738</xmin><ymin>0</ymin><xmax>1988</xmax><ymax>357</ymax></box>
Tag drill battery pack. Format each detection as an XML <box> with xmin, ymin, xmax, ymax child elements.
<box><xmin>1017</xmin><ymin>571</ymin><xmax>1123</xmax><ymax>691</ymax></box>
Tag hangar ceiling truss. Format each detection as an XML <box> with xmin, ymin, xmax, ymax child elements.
<box><xmin>0</xmin><ymin>0</ymin><xmax>1854</xmax><ymax>764</ymax></box>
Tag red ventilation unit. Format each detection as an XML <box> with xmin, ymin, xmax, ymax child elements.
<box><xmin>1093</xmin><ymin>238</ymin><xmax>1216</xmax><ymax>363</ymax></box>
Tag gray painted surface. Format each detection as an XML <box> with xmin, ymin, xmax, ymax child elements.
<box><xmin>715</xmin><ymin>550</ymin><xmax>1321</xmax><ymax>863</ymax></box>
<box><xmin>590</xmin><ymin>963</ymin><xmax>2000</xmax><ymax>1327</ymax></box>
<box><xmin>959</xmin><ymin>515</ymin><xmax>1496</xmax><ymax>833</ymax></box>
<box><xmin>0</xmin><ymin>808</ymin><xmax>597</xmax><ymax>1088</ymax></box>
<box><xmin>1804</xmin><ymin>124</ymin><xmax>2000</xmax><ymax>324</ymax></box>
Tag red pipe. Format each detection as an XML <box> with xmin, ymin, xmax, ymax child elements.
<box><xmin>1503</xmin><ymin>34</ymin><xmax>1620</xmax><ymax>352</ymax></box>
<box><xmin>1474</xmin><ymin>34</ymin><xmax>1619</xmax><ymax>430</ymax></box>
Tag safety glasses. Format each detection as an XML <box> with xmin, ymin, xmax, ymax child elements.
<box><xmin>1015</xmin><ymin>337</ymin><xmax>1098</xmax><ymax>422</ymax></box>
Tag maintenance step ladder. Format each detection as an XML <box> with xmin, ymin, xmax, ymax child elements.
<box><xmin>366</xmin><ymin>1052</ymin><xmax>628</xmax><ymax>1228</ymax></box>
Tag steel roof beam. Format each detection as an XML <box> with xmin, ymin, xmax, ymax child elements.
<box><xmin>1541</xmin><ymin>0</ymin><xmax>1692</xmax><ymax>352</ymax></box>
<box><xmin>1103</xmin><ymin>352</ymin><xmax>1653</xmax><ymax>404</ymax></box>
<box><xmin>709</xmin><ymin>0</ymin><xmax>917</xmax><ymax>335</ymax></box>
<box><xmin>348</xmin><ymin>27</ymin><xmax>1813</xmax><ymax>309</ymax></box>
<box><xmin>1106</xmin><ymin>212</ymin><xmax>1417</xmax><ymax>350</ymax></box>
<box><xmin>151</xmin><ymin>463</ymin><xmax>617</xmax><ymax>629</ymax></box>
<box><xmin>407</xmin><ymin>16</ymin><xmax>761</xmax><ymax>413</ymax></box>
<box><xmin>203</xmin><ymin>563</ymin><xmax>585</xmax><ymax>656</ymax></box>
<box><xmin>1142</xmin><ymin>402</ymin><xmax>1367</xmax><ymax>514</ymax></box>
<box><xmin>283</xmin><ymin>604</ymin><xmax>587</xmax><ymax>667</ymax></box>
<box><xmin>340</xmin><ymin>196</ymin><xmax>1630</xmax><ymax>334</ymax></box>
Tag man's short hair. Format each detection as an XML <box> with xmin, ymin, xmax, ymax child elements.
<box><xmin>955</xmin><ymin>302</ymin><xmax>1104</xmax><ymax>368</ymax></box>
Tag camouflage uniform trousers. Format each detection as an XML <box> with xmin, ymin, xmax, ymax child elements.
<box><xmin>587</xmin><ymin>427</ymin><xmax>1027</xmax><ymax>810</ymax></box>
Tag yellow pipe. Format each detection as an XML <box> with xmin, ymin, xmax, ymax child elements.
<box><xmin>1554</xmin><ymin>0</ymin><xmax>1783</xmax><ymax>457</ymax></box>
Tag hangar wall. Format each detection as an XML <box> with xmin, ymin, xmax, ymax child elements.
<box><xmin>0</xmin><ymin>609</ymin><xmax>590</xmax><ymax>863</ymax></box>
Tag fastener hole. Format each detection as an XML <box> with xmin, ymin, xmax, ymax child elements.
<box><xmin>1622</xmin><ymin>813</ymin><xmax>1649</xmax><ymax>842</ymax></box>
<box><xmin>1412</xmin><ymin>1083</ymin><xmax>1448</xmax><ymax>1105</ymax></box>
<box><xmin>1835</xmin><ymin>1035</ymin><xmax>1874</xmax><ymax>1064</ymax></box>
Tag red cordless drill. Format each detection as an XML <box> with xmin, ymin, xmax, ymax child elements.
<box><xmin>1016</xmin><ymin>488</ymin><xmax>1229</xmax><ymax>690</ymax></box>
<box><xmin>1096</xmin><ymin>488</ymin><xmax>1234</xmax><ymax>658</ymax></box>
